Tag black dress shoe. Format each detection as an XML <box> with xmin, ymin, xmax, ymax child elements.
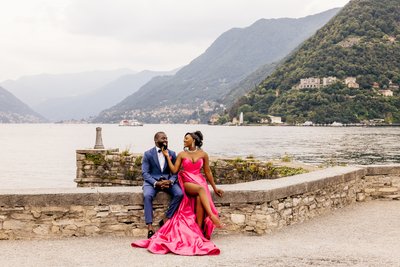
<box><xmin>159</xmin><ymin>219</ymin><xmax>164</xmax><ymax>227</ymax></box>
<box><xmin>147</xmin><ymin>230</ymin><xmax>155</xmax><ymax>239</ymax></box>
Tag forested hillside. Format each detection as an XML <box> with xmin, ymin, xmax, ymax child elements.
<box><xmin>231</xmin><ymin>0</ymin><xmax>400</xmax><ymax>124</ymax></box>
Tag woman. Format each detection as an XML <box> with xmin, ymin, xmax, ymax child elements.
<box><xmin>131</xmin><ymin>131</ymin><xmax>224</xmax><ymax>255</ymax></box>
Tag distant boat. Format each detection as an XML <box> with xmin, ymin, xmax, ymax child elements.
<box><xmin>119</xmin><ymin>119</ymin><xmax>143</xmax><ymax>126</ymax></box>
<box><xmin>303</xmin><ymin>121</ymin><xmax>313</xmax><ymax>126</ymax></box>
<box><xmin>331</xmin><ymin>121</ymin><xmax>343</xmax><ymax>127</ymax></box>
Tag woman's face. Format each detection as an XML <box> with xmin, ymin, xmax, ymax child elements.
<box><xmin>184</xmin><ymin>134</ymin><xmax>194</xmax><ymax>147</ymax></box>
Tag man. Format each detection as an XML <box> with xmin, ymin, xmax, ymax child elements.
<box><xmin>142</xmin><ymin>131</ymin><xmax>183</xmax><ymax>238</ymax></box>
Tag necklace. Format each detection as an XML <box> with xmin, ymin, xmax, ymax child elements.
<box><xmin>187</xmin><ymin>147</ymin><xmax>198</xmax><ymax>153</ymax></box>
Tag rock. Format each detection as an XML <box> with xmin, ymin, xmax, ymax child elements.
<box><xmin>244</xmin><ymin>226</ymin><xmax>254</xmax><ymax>231</ymax></box>
<box><xmin>356</xmin><ymin>193</ymin><xmax>366</xmax><ymax>201</ymax></box>
<box><xmin>33</xmin><ymin>225</ymin><xmax>50</xmax><ymax>235</ymax></box>
<box><xmin>230</xmin><ymin>214</ymin><xmax>246</xmax><ymax>225</ymax></box>
<box><xmin>293</xmin><ymin>198</ymin><xmax>301</xmax><ymax>207</ymax></box>
<box><xmin>284</xmin><ymin>201</ymin><xmax>293</xmax><ymax>208</ymax></box>
<box><xmin>10</xmin><ymin>213</ymin><xmax>34</xmax><ymax>220</ymax></box>
<box><xmin>64</xmin><ymin>224</ymin><xmax>78</xmax><ymax>231</ymax></box>
<box><xmin>364</xmin><ymin>188</ymin><xmax>376</xmax><ymax>193</ymax></box>
<box><xmin>51</xmin><ymin>226</ymin><xmax>61</xmax><ymax>234</ymax></box>
<box><xmin>52</xmin><ymin>219</ymin><xmax>76</xmax><ymax>226</ymax></box>
<box><xmin>282</xmin><ymin>208</ymin><xmax>293</xmax><ymax>217</ymax></box>
<box><xmin>32</xmin><ymin>211</ymin><xmax>41</xmax><ymax>219</ymax></box>
<box><xmin>254</xmin><ymin>214</ymin><xmax>267</xmax><ymax>221</ymax></box>
<box><xmin>96</xmin><ymin>212</ymin><xmax>110</xmax><ymax>217</ymax></box>
<box><xmin>0</xmin><ymin>232</ymin><xmax>9</xmax><ymax>240</ymax></box>
<box><xmin>95</xmin><ymin>206</ymin><xmax>110</xmax><ymax>212</ymax></box>
<box><xmin>84</xmin><ymin>226</ymin><xmax>100</xmax><ymax>235</ymax></box>
<box><xmin>378</xmin><ymin>187</ymin><xmax>398</xmax><ymax>193</ymax></box>
<box><xmin>3</xmin><ymin>220</ymin><xmax>26</xmax><ymax>230</ymax></box>
<box><xmin>131</xmin><ymin>228</ymin><xmax>147</xmax><ymax>236</ymax></box>
<box><xmin>104</xmin><ymin>224</ymin><xmax>129</xmax><ymax>231</ymax></box>
<box><xmin>110</xmin><ymin>205</ymin><xmax>125</xmax><ymax>213</ymax></box>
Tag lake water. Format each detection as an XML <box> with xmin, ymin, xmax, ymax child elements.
<box><xmin>1</xmin><ymin>124</ymin><xmax>399</xmax><ymax>189</ymax></box>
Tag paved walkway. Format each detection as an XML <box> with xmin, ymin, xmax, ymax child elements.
<box><xmin>1</xmin><ymin>201</ymin><xmax>400</xmax><ymax>267</ymax></box>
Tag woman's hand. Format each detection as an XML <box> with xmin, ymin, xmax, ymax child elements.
<box><xmin>214</xmin><ymin>188</ymin><xmax>224</xmax><ymax>197</ymax></box>
<box><xmin>161</xmin><ymin>148</ymin><xmax>169</xmax><ymax>158</ymax></box>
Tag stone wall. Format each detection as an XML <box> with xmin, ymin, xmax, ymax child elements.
<box><xmin>75</xmin><ymin>149</ymin><xmax>143</xmax><ymax>187</ymax></box>
<box><xmin>361</xmin><ymin>165</ymin><xmax>400</xmax><ymax>201</ymax></box>
<box><xmin>1</xmin><ymin>165</ymin><xmax>399</xmax><ymax>240</ymax></box>
<box><xmin>75</xmin><ymin>149</ymin><xmax>307</xmax><ymax>187</ymax></box>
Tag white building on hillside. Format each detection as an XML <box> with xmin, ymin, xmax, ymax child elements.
<box><xmin>344</xmin><ymin>77</ymin><xmax>360</xmax><ymax>88</ymax></box>
<box><xmin>298</xmin><ymin>77</ymin><xmax>321</xmax><ymax>89</ymax></box>
<box><xmin>322</xmin><ymin>77</ymin><xmax>337</xmax><ymax>87</ymax></box>
<box><xmin>268</xmin><ymin>115</ymin><xmax>282</xmax><ymax>124</ymax></box>
<box><xmin>379</xmin><ymin>89</ymin><xmax>393</xmax><ymax>97</ymax></box>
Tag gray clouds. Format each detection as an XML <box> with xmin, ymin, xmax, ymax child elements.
<box><xmin>0</xmin><ymin>0</ymin><xmax>350</xmax><ymax>81</ymax></box>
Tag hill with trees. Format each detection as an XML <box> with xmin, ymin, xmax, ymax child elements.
<box><xmin>230</xmin><ymin>0</ymin><xmax>400</xmax><ymax>124</ymax></box>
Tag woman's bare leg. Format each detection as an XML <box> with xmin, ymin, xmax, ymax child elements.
<box><xmin>195</xmin><ymin>196</ymin><xmax>204</xmax><ymax>227</ymax></box>
<box><xmin>184</xmin><ymin>182</ymin><xmax>221</xmax><ymax>227</ymax></box>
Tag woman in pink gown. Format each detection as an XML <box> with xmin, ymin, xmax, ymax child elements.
<box><xmin>131</xmin><ymin>131</ymin><xmax>224</xmax><ymax>255</ymax></box>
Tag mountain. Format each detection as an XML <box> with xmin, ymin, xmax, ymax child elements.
<box><xmin>32</xmin><ymin>69</ymin><xmax>176</xmax><ymax>121</ymax></box>
<box><xmin>231</xmin><ymin>0</ymin><xmax>400</xmax><ymax>124</ymax></box>
<box><xmin>0</xmin><ymin>87</ymin><xmax>46</xmax><ymax>123</ymax></box>
<box><xmin>94</xmin><ymin>8</ymin><xmax>340</xmax><ymax>123</ymax></box>
<box><xmin>221</xmin><ymin>62</ymin><xmax>278</xmax><ymax>106</ymax></box>
<box><xmin>1</xmin><ymin>69</ymin><xmax>134</xmax><ymax>108</ymax></box>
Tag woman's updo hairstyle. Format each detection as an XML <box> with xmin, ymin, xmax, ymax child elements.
<box><xmin>185</xmin><ymin>131</ymin><xmax>203</xmax><ymax>148</ymax></box>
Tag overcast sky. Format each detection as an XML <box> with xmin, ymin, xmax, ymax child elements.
<box><xmin>0</xmin><ymin>0</ymin><xmax>350</xmax><ymax>82</ymax></box>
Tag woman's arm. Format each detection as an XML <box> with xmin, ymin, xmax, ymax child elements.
<box><xmin>162</xmin><ymin>149</ymin><xmax>182</xmax><ymax>174</ymax></box>
<box><xmin>203</xmin><ymin>152</ymin><xmax>223</xmax><ymax>197</ymax></box>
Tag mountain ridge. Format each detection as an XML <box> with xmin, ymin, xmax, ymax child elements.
<box><xmin>94</xmin><ymin>8</ymin><xmax>340</xmax><ymax>123</ymax></box>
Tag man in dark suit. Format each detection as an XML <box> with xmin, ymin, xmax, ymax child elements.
<box><xmin>142</xmin><ymin>131</ymin><xmax>183</xmax><ymax>238</ymax></box>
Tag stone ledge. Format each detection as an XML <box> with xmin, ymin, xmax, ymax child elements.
<box><xmin>364</xmin><ymin>164</ymin><xmax>400</xmax><ymax>175</ymax></box>
<box><xmin>0</xmin><ymin>166</ymin><xmax>367</xmax><ymax>207</ymax></box>
<box><xmin>76</xmin><ymin>149</ymin><xmax>119</xmax><ymax>154</ymax></box>
<box><xmin>1</xmin><ymin>165</ymin><xmax>399</xmax><ymax>240</ymax></box>
<box><xmin>219</xmin><ymin>166</ymin><xmax>366</xmax><ymax>203</ymax></box>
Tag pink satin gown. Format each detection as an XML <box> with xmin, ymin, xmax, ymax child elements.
<box><xmin>131</xmin><ymin>158</ymin><xmax>220</xmax><ymax>255</ymax></box>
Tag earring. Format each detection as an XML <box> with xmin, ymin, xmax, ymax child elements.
<box><xmin>192</xmin><ymin>141</ymin><xmax>195</xmax><ymax>148</ymax></box>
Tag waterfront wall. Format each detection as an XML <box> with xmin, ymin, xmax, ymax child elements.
<box><xmin>0</xmin><ymin>165</ymin><xmax>399</xmax><ymax>240</ymax></box>
<box><xmin>74</xmin><ymin>149</ymin><xmax>306</xmax><ymax>187</ymax></box>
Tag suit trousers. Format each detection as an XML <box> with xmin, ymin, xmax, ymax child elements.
<box><xmin>143</xmin><ymin>182</ymin><xmax>183</xmax><ymax>225</ymax></box>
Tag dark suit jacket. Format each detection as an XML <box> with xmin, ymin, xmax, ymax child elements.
<box><xmin>142</xmin><ymin>147</ymin><xmax>177</xmax><ymax>186</ymax></box>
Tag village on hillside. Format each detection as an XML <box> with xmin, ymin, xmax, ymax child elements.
<box><xmin>208</xmin><ymin>76</ymin><xmax>400</xmax><ymax>127</ymax></box>
<box><xmin>292</xmin><ymin>76</ymin><xmax>399</xmax><ymax>97</ymax></box>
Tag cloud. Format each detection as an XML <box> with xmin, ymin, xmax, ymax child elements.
<box><xmin>63</xmin><ymin>0</ymin><xmax>349</xmax><ymax>43</ymax></box>
<box><xmin>0</xmin><ymin>0</ymin><xmax>350</xmax><ymax>81</ymax></box>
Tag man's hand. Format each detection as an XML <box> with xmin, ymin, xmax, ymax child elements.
<box><xmin>156</xmin><ymin>180</ymin><xmax>172</xmax><ymax>189</ymax></box>
<box><xmin>160</xmin><ymin>180</ymin><xmax>172</xmax><ymax>189</ymax></box>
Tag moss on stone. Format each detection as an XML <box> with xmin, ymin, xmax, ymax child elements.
<box><xmin>86</xmin><ymin>153</ymin><xmax>106</xmax><ymax>166</ymax></box>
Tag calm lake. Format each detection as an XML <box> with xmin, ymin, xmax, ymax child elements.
<box><xmin>1</xmin><ymin>124</ymin><xmax>399</xmax><ymax>189</ymax></box>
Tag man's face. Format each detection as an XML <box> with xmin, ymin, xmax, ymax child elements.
<box><xmin>155</xmin><ymin>133</ymin><xmax>168</xmax><ymax>148</ymax></box>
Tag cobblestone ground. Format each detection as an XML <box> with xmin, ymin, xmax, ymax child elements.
<box><xmin>1</xmin><ymin>201</ymin><xmax>399</xmax><ymax>267</ymax></box>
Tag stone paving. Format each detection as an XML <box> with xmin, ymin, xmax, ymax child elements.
<box><xmin>1</xmin><ymin>200</ymin><xmax>399</xmax><ymax>267</ymax></box>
